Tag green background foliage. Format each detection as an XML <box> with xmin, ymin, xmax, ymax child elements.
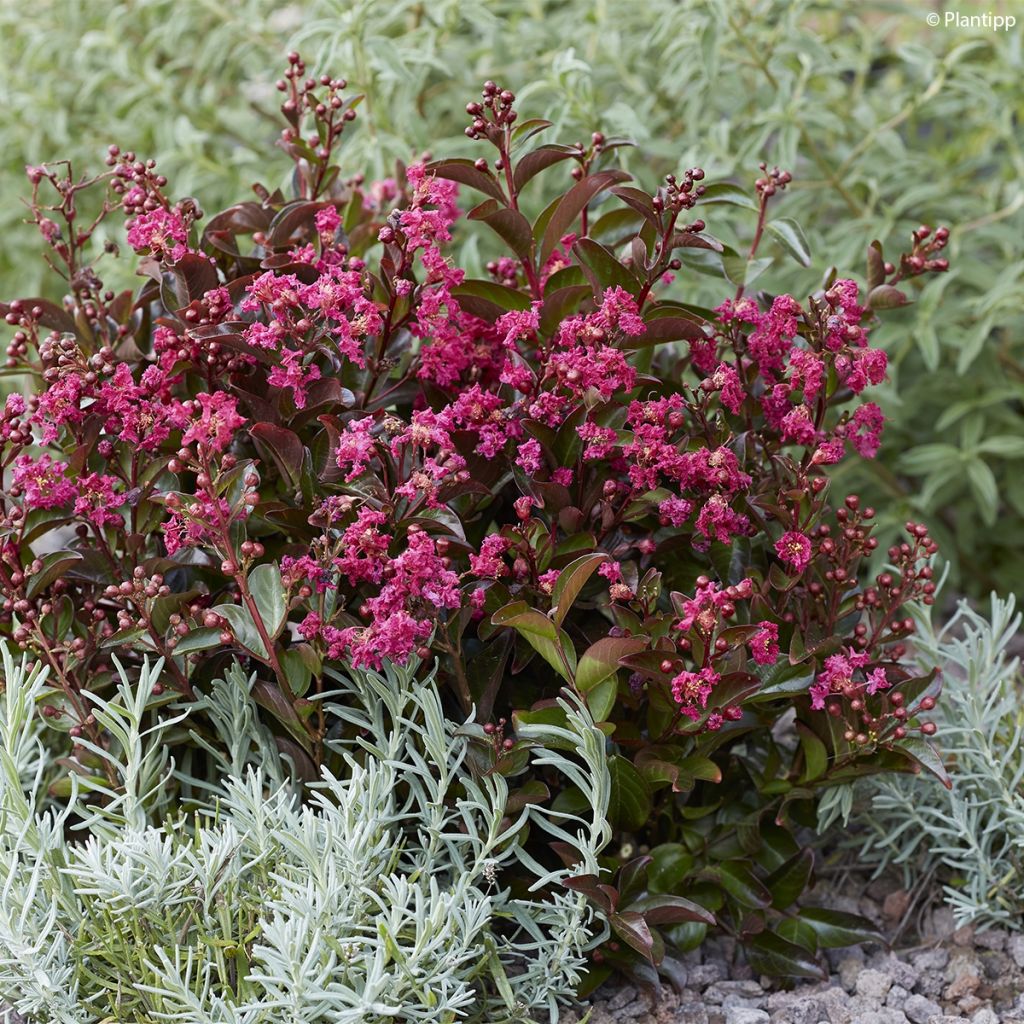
<box><xmin>1</xmin><ymin>0</ymin><xmax>1021</xmax><ymax>591</ymax></box>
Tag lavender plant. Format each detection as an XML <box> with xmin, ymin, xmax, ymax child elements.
<box><xmin>0</xmin><ymin>644</ymin><xmax>612</xmax><ymax>1022</ymax></box>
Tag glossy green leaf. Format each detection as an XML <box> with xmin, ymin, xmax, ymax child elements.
<box><xmin>764</xmin><ymin>848</ymin><xmax>814</xmax><ymax>910</ymax></box>
<box><xmin>608</xmin><ymin>755</ymin><xmax>652</xmax><ymax>832</ymax></box>
<box><xmin>648</xmin><ymin>843</ymin><xmax>695</xmax><ymax>894</ymax></box>
<box><xmin>706</xmin><ymin>861</ymin><xmax>771</xmax><ymax>908</ymax></box>
<box><xmin>248</xmin><ymin>562</ymin><xmax>286</xmax><ymax>638</ymax></box>
<box><xmin>217</xmin><ymin>603</ymin><xmax>268</xmax><ymax>660</ymax></box>
<box><xmin>799</xmin><ymin>907</ymin><xmax>885</xmax><ymax>948</ymax></box>
<box><xmin>172</xmin><ymin>627</ymin><xmax>222</xmax><ymax>656</ymax></box>
<box><xmin>27</xmin><ymin>551</ymin><xmax>83</xmax><ymax>600</ymax></box>
<box><xmin>745</xmin><ymin>932</ymin><xmax>825</xmax><ymax>979</ymax></box>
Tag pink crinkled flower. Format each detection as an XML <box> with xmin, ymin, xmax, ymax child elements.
<box><xmin>695</xmin><ymin>494</ymin><xmax>751</xmax><ymax>545</ymax></box>
<box><xmin>12</xmin><ymin>453</ymin><xmax>75</xmax><ymax>509</ymax></box>
<box><xmin>242</xmin><ymin>271</ymin><xmax>304</xmax><ymax>312</ymax></box>
<box><xmin>418</xmin><ymin>312</ymin><xmax>504</xmax><ymax>388</ymax></box>
<box><xmin>516</xmin><ymin>438</ymin><xmax>544</xmax><ymax>474</ymax></box>
<box><xmin>780</xmin><ymin>405</ymin><xmax>818</xmax><ymax>446</ymax></box>
<box><xmin>297</xmin><ymin>612</ymin><xmax>323</xmax><ymax>641</ymax></box>
<box><xmin>548</xmin><ymin>343</ymin><xmax>636</xmax><ymax>402</ymax></box>
<box><xmin>866</xmin><ymin>667</ymin><xmax>891</xmax><ymax>695</ymax></box>
<box><xmin>334</xmin><ymin>508</ymin><xmax>391</xmax><ymax>586</ymax></box>
<box><xmin>538</xmin><ymin>569</ymin><xmax>560</xmax><ymax>593</ymax></box>
<box><xmin>34</xmin><ymin>374</ymin><xmax>89</xmax><ymax>443</ymax></box>
<box><xmin>126</xmin><ymin>206</ymin><xmax>189</xmax><ymax>261</ymax></box>
<box><xmin>329</xmin><ymin>529</ymin><xmax>461</xmax><ymax>669</ymax></box>
<box><xmin>181</xmin><ymin>392</ymin><xmax>246</xmax><ymax>453</ymax></box>
<box><xmin>335</xmin><ymin>417</ymin><xmax>379</xmax><ymax>481</ymax></box>
<box><xmin>671</xmin><ymin>667</ymin><xmax>721</xmax><ymax>718</ymax></box>
<box><xmin>402</xmin><ymin>163</ymin><xmax>461</xmax><ymax>246</ymax></box>
<box><xmin>681</xmin><ymin>447</ymin><xmax>751</xmax><ymax>495</ymax></box>
<box><xmin>470</xmin><ymin>534</ymin><xmax>511</xmax><ymax>579</ymax></box>
<box><xmin>268</xmin><ymin>348</ymin><xmax>321</xmax><ymax>410</ymax></box>
<box><xmin>659</xmin><ymin>495</ymin><xmax>694</xmax><ymax>528</ymax></box>
<box><xmin>162</xmin><ymin>490</ymin><xmax>235</xmax><ymax>556</ymax></box>
<box><xmin>245</xmin><ymin>320</ymin><xmax>287</xmax><ymax>351</ymax></box>
<box><xmin>714</xmin><ymin>297</ymin><xmax>761</xmax><ymax>325</ymax></box>
<box><xmin>775</xmin><ymin>530</ymin><xmax>813</xmax><ymax>573</ymax></box>
<box><xmin>598</xmin><ymin>286</ymin><xmax>646</xmax><ymax>337</ymax></box>
<box><xmin>281</xmin><ymin>555</ymin><xmax>333</xmax><ymax>593</ymax></box>
<box><xmin>73</xmin><ymin>473</ymin><xmax>124</xmax><ymax>528</ymax></box>
<box><xmin>334</xmin><ymin>611</ymin><xmax>432</xmax><ymax>670</ymax></box>
<box><xmin>706</xmin><ymin>362</ymin><xmax>745</xmax><ymax>414</ymax></box>
<box><xmin>386</xmin><ymin>529</ymin><xmax>461</xmax><ymax>611</ymax></box>
<box><xmin>746</xmin><ymin>295</ymin><xmax>801</xmax><ymax>376</ymax></box>
<box><xmin>578</xmin><ymin>422</ymin><xmax>620</xmax><ymax>462</ymax></box>
<box><xmin>842</xmin><ymin>402</ymin><xmax>884</xmax><ymax>458</ymax></box>
<box><xmin>551</xmin><ymin>466</ymin><xmax>574</xmax><ymax>486</ymax></box>
<box><xmin>750</xmin><ymin>621</ymin><xmax>780</xmax><ymax>665</ymax></box>
<box><xmin>675</xmin><ymin>578</ymin><xmax>728</xmax><ymax>634</ymax></box>
<box><xmin>441</xmin><ymin>385</ymin><xmax>511</xmax><ymax>458</ymax></box>
<box><xmin>315</xmin><ymin>205</ymin><xmax>341</xmax><ymax>235</ymax></box>
<box><xmin>496</xmin><ymin>305</ymin><xmax>541</xmax><ymax>348</ymax></box>
<box><xmin>811</xmin><ymin>437</ymin><xmax>845</xmax><ymax>465</ymax></box>
<box><xmin>839</xmin><ymin>347</ymin><xmax>887</xmax><ymax>394</ymax></box>
<box><xmin>809</xmin><ymin>647</ymin><xmax>871</xmax><ymax>709</ymax></box>
<box><xmin>786</xmin><ymin>348</ymin><xmax>825</xmax><ymax>402</ymax></box>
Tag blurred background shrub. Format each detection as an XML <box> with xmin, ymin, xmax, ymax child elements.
<box><xmin>1</xmin><ymin>0</ymin><xmax>1021</xmax><ymax>594</ymax></box>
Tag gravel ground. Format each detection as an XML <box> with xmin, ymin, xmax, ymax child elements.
<box><xmin>561</xmin><ymin>894</ymin><xmax>1024</xmax><ymax>1024</ymax></box>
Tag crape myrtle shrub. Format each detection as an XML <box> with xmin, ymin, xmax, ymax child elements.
<box><xmin>0</xmin><ymin>58</ymin><xmax>950</xmax><ymax>984</ymax></box>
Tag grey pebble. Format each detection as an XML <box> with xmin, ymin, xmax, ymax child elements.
<box><xmin>1008</xmin><ymin>933</ymin><xmax>1024</xmax><ymax>969</ymax></box>
<box><xmin>690</xmin><ymin>961</ymin><xmax>728</xmax><ymax>989</ymax></box>
<box><xmin>725</xmin><ymin>1009</ymin><xmax>770</xmax><ymax>1024</ymax></box>
<box><xmin>849</xmin><ymin>1012</ymin><xmax>908</xmax><ymax>1024</ymax></box>
<box><xmin>856</xmin><ymin>969</ymin><xmax>893</xmax><ymax>1000</ymax></box>
<box><xmin>768</xmin><ymin>999</ymin><xmax>825</xmax><ymax>1024</ymax></box>
<box><xmin>972</xmin><ymin>929</ymin><xmax>1006</xmax><ymax>952</ymax></box>
<box><xmin>608</xmin><ymin>986</ymin><xmax>637</xmax><ymax>1011</ymax></box>
<box><xmin>969</xmin><ymin>1010</ymin><xmax>999</xmax><ymax>1024</ymax></box>
<box><xmin>678</xmin><ymin>1005</ymin><xmax>710</xmax><ymax>1024</ymax></box>
<box><xmin>840</xmin><ymin>956</ymin><xmax>865</xmax><ymax>992</ymax></box>
<box><xmin>619</xmin><ymin>998</ymin><xmax>653</xmax><ymax>1018</ymax></box>
<box><xmin>903</xmin><ymin>994</ymin><xmax>943</xmax><ymax>1024</ymax></box>
<box><xmin>886</xmin><ymin>985</ymin><xmax>909</xmax><ymax>1009</ymax></box>
<box><xmin>911</xmin><ymin>949</ymin><xmax>950</xmax><ymax>973</ymax></box>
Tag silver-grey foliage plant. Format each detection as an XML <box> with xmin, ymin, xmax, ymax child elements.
<box><xmin>0</xmin><ymin>644</ymin><xmax>611</xmax><ymax>1022</ymax></box>
<box><xmin>821</xmin><ymin>590</ymin><xmax>1024</xmax><ymax>930</ymax></box>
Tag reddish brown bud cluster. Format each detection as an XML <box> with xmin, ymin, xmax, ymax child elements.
<box><xmin>464</xmin><ymin>81</ymin><xmax>518</xmax><ymax>143</ymax></box>
<box><xmin>901</xmin><ymin>224</ymin><xmax>950</xmax><ymax>276</ymax></box>
<box><xmin>755</xmin><ymin>163</ymin><xmax>792</xmax><ymax>198</ymax></box>
<box><xmin>655</xmin><ymin>167</ymin><xmax>706</xmax><ymax>215</ymax></box>
<box><xmin>274</xmin><ymin>53</ymin><xmax>355</xmax><ymax>198</ymax></box>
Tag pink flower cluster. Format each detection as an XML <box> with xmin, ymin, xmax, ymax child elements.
<box><xmin>295</xmin><ymin>520</ymin><xmax>460</xmax><ymax>669</ymax></box>
<box><xmin>809</xmin><ymin>647</ymin><xmax>890</xmax><ymax>710</ymax></box>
